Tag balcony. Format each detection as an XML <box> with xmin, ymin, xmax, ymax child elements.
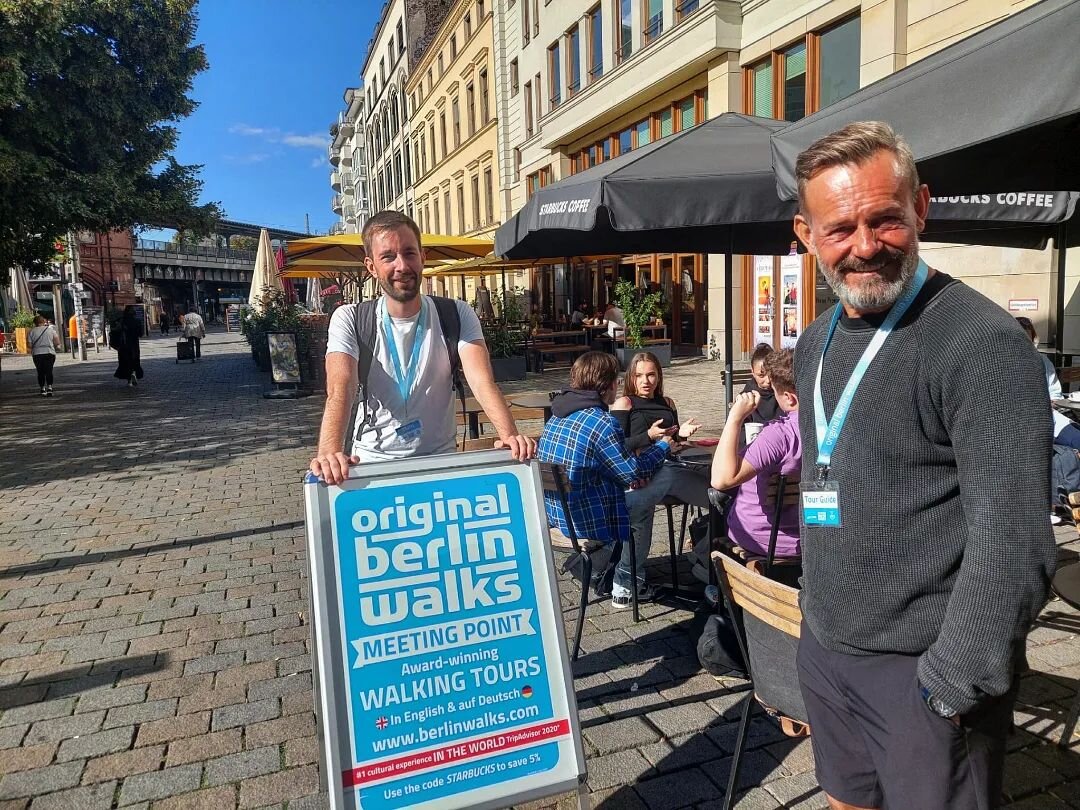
<box><xmin>340</xmin><ymin>149</ymin><xmax>353</xmax><ymax>167</ymax></box>
<box><xmin>343</xmin><ymin>204</ymin><xmax>357</xmax><ymax>221</ymax></box>
<box><xmin>644</xmin><ymin>13</ymin><xmax>664</xmax><ymax>46</ymax></box>
<box><xmin>331</xmin><ymin>171</ymin><xmax>343</xmax><ymax>192</ymax></box>
<box><xmin>331</xmin><ymin>194</ymin><xmax>344</xmax><ymax>214</ymax></box>
<box><xmin>338</xmin><ymin>112</ymin><xmax>354</xmax><ymax>139</ymax></box>
<box><xmin>328</xmin><ymin>144</ymin><xmax>341</xmax><ymax>166</ymax></box>
<box><xmin>329</xmin><ymin>222</ymin><xmax>346</xmax><ymax>235</ymax></box>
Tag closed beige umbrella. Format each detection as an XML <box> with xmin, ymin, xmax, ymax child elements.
<box><xmin>248</xmin><ymin>229</ymin><xmax>284</xmax><ymax>311</ymax></box>
<box><xmin>12</xmin><ymin>266</ymin><xmax>34</xmax><ymax>312</ymax></box>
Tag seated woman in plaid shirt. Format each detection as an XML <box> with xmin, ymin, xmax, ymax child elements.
<box><xmin>538</xmin><ymin>352</ymin><xmax>675</xmax><ymax>610</ymax></box>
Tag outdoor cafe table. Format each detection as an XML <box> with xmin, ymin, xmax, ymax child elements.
<box><xmin>507</xmin><ymin>392</ymin><xmax>555</xmax><ymax>422</ymax></box>
<box><xmin>460</xmin><ymin>395</ymin><xmax>511</xmax><ymax>439</ymax></box>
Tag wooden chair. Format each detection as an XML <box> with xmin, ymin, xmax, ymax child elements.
<box><xmin>711</xmin><ymin>551</ymin><xmax>810</xmax><ymax>810</ymax></box>
<box><xmin>538</xmin><ymin>462</ymin><xmax>619</xmax><ymax>660</ymax></box>
<box><xmin>459</xmin><ymin>434</ymin><xmax>540</xmax><ymax>452</ymax></box>
<box><xmin>1058</xmin><ymin>366</ymin><xmax>1080</xmax><ymax>394</ymax></box>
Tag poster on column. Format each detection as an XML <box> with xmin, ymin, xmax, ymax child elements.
<box><xmin>754</xmin><ymin>256</ymin><xmax>774</xmax><ymax>347</ymax></box>
<box><xmin>779</xmin><ymin>253</ymin><xmax>802</xmax><ymax>349</ymax></box>
<box><xmin>304</xmin><ymin>451</ymin><xmax>587</xmax><ymax>810</ymax></box>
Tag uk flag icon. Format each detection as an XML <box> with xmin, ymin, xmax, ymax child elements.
<box><xmin>375</xmin><ymin>717</ymin><xmax>388</xmax><ymax>730</ymax></box>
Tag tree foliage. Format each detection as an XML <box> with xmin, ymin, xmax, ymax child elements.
<box><xmin>0</xmin><ymin>0</ymin><xmax>222</xmax><ymax>281</ymax></box>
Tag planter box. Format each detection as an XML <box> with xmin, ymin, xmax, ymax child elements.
<box><xmin>14</xmin><ymin>328</ymin><xmax>30</xmax><ymax>355</ymax></box>
<box><xmin>618</xmin><ymin>342</ymin><xmax>671</xmax><ymax>370</ymax></box>
<box><xmin>490</xmin><ymin>355</ymin><xmax>527</xmax><ymax>382</ymax></box>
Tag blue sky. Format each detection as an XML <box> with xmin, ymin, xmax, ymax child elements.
<box><xmin>145</xmin><ymin>0</ymin><xmax>380</xmax><ymax>241</ymax></box>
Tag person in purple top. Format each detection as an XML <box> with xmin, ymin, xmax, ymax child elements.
<box><xmin>710</xmin><ymin>348</ymin><xmax>801</xmax><ymax>557</ymax></box>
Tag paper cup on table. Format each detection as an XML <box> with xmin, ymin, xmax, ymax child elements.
<box><xmin>1069</xmin><ymin>391</ymin><xmax>1080</xmax><ymax>402</ymax></box>
<box><xmin>744</xmin><ymin>423</ymin><xmax>764</xmax><ymax>445</ymax></box>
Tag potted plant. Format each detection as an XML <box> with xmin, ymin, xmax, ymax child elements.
<box><xmin>483</xmin><ymin>286</ymin><xmax>528</xmax><ymax>382</ymax></box>
<box><xmin>241</xmin><ymin>288</ymin><xmax>303</xmax><ymax>372</ymax></box>
<box><xmin>11</xmin><ymin>308</ymin><xmax>37</xmax><ymax>354</ymax></box>
<box><xmin>614</xmin><ymin>279</ymin><xmax>669</xmax><ymax>369</ymax></box>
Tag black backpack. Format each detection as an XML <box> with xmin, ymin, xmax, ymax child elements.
<box><xmin>348</xmin><ymin>296</ymin><xmax>467</xmax><ymax>440</ymax></box>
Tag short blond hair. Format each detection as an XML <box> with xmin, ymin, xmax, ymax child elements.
<box><xmin>795</xmin><ymin>121</ymin><xmax>919</xmax><ymax>214</ymax></box>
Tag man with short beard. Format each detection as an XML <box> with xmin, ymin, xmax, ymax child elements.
<box><xmin>310</xmin><ymin>211</ymin><xmax>534</xmax><ymax>483</ymax></box>
<box><xmin>790</xmin><ymin>122</ymin><xmax>1054</xmax><ymax>810</ymax></box>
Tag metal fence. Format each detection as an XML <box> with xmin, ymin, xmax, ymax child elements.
<box><xmin>135</xmin><ymin>239</ymin><xmax>256</xmax><ymax>264</ymax></box>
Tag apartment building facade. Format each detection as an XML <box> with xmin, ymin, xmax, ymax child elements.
<box><xmin>329</xmin><ymin>87</ymin><xmax>371</xmax><ymax>235</ymax></box>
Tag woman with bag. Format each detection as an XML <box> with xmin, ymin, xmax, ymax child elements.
<box><xmin>28</xmin><ymin>315</ymin><xmax>61</xmax><ymax>396</ymax></box>
<box><xmin>111</xmin><ymin>306</ymin><xmax>144</xmax><ymax>387</ymax></box>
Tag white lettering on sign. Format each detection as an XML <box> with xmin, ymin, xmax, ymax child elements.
<box><xmin>930</xmin><ymin>193</ymin><xmax>1055</xmax><ymax>208</ymax></box>
<box><xmin>538</xmin><ymin>198</ymin><xmax>591</xmax><ymax>217</ymax></box>
<box><xmin>351</xmin><ymin>486</ymin><xmax>522</xmax><ymax>626</ymax></box>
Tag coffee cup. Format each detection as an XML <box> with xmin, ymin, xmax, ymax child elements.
<box><xmin>1069</xmin><ymin>391</ymin><xmax>1080</xmax><ymax>402</ymax></box>
<box><xmin>744</xmin><ymin>423</ymin><xmax>764</xmax><ymax>445</ymax></box>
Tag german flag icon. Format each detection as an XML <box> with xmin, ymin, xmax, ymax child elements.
<box><xmin>521</xmin><ymin>685</ymin><xmax>534</xmax><ymax>699</ymax></box>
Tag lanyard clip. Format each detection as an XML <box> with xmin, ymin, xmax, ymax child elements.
<box><xmin>815</xmin><ymin>463</ymin><xmax>830</xmax><ymax>483</ymax></box>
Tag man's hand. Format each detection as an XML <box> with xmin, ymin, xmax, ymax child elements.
<box><xmin>494</xmin><ymin>434</ymin><xmax>536</xmax><ymax>461</ymax></box>
<box><xmin>310</xmin><ymin>452</ymin><xmax>359</xmax><ymax>485</ymax></box>
<box><xmin>727</xmin><ymin>391</ymin><xmax>760</xmax><ymax>424</ymax></box>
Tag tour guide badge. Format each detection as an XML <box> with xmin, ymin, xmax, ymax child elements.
<box><xmin>804</xmin><ymin>259</ymin><xmax>929</xmax><ymax>529</ymax></box>
<box><xmin>304</xmin><ymin>450</ymin><xmax>587</xmax><ymax>810</ymax></box>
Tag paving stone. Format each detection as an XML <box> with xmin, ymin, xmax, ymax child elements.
<box><xmin>586</xmin><ymin>787</ymin><xmax>648</xmax><ymax>810</ymax></box>
<box><xmin>0</xmin><ymin>761</ymin><xmax>84</xmax><ymax>799</ymax></box>
<box><xmin>134</xmin><ymin>712</ymin><xmax>210</xmax><ymax>747</ymax></box>
<box><xmin>585</xmin><ymin>749</ymin><xmax>653</xmax><ymax>792</ymax></box>
<box><xmin>210</xmin><ymin>697</ymin><xmax>279</xmax><ymax>732</ymax></box>
<box><xmin>0</xmin><ymin>699</ymin><xmax>75</xmax><ymax>728</ymax></box>
<box><xmin>1004</xmin><ymin>752</ymin><xmax>1067</xmax><ymax>799</ymax></box>
<box><xmin>645</xmin><ymin>702</ymin><xmax>720</xmax><ymax>737</ymax></box>
<box><xmin>0</xmin><ymin>743</ymin><xmax>57</xmax><ymax>775</ymax></box>
<box><xmin>204</xmin><ymin>745</ymin><xmax>281</xmax><ymax>787</ymax></box>
<box><xmin>762</xmin><ymin>771</ymin><xmax>829</xmax><ymax>809</ymax></box>
<box><xmin>117</xmin><ymin>764</ymin><xmax>202</xmax><ymax>806</ymax></box>
<box><xmin>81</xmin><ymin>746</ymin><xmax>164</xmax><ymax>784</ymax></box>
<box><xmin>27</xmin><ymin>781</ymin><xmax>116</xmax><ymax>810</ymax></box>
<box><xmin>242</xmin><ymin>712</ymin><xmax>315</xmax><ymax>748</ymax></box>
<box><xmin>236</xmin><ymin>764</ymin><xmax>319</xmax><ymax>808</ymax></box>
<box><xmin>634</xmin><ymin>767</ymin><xmax>720</xmax><ymax>809</ymax></box>
<box><xmin>150</xmin><ymin>786</ymin><xmax>238</xmax><ymax>810</ymax></box>
<box><xmin>75</xmin><ymin>684</ymin><xmax>149</xmax><ymax>713</ymax></box>
<box><xmin>102</xmin><ymin>699</ymin><xmax>178</xmax><ymax>730</ymax></box>
<box><xmin>284</xmin><ymin>736</ymin><xmax>319</xmax><ymax>767</ymax></box>
<box><xmin>56</xmin><ymin>725</ymin><xmax>133</xmax><ymax>761</ymax></box>
<box><xmin>584</xmin><ymin>716</ymin><xmax>661</xmax><ymax>755</ymax></box>
<box><xmin>639</xmin><ymin>732</ymin><xmax>725</xmax><ymax>774</ymax></box>
<box><xmin>164</xmin><ymin>729</ymin><xmax>243</xmax><ymax>768</ymax></box>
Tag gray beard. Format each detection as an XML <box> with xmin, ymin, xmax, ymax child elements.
<box><xmin>818</xmin><ymin>249</ymin><xmax>920</xmax><ymax>312</ymax></box>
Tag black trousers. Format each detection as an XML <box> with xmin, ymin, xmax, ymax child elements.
<box><xmin>33</xmin><ymin>354</ymin><xmax>56</xmax><ymax>388</ymax></box>
<box><xmin>187</xmin><ymin>336</ymin><xmax>201</xmax><ymax>358</ymax></box>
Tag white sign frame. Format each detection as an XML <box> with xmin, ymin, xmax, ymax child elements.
<box><xmin>304</xmin><ymin>450</ymin><xmax>588</xmax><ymax>810</ymax></box>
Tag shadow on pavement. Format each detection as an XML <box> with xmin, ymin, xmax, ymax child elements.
<box><xmin>0</xmin><ymin>653</ymin><xmax>166</xmax><ymax>710</ymax></box>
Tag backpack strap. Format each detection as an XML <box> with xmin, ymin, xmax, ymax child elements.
<box><xmin>346</xmin><ymin>300</ymin><xmax>379</xmax><ymax>450</ymax></box>
<box><xmin>430</xmin><ymin>296</ymin><xmax>468</xmax><ymax>450</ymax></box>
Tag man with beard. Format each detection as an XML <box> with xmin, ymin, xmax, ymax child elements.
<box><xmin>311</xmin><ymin>211</ymin><xmax>534</xmax><ymax>483</ymax></box>
<box><xmin>790</xmin><ymin>122</ymin><xmax>1054</xmax><ymax>810</ymax></box>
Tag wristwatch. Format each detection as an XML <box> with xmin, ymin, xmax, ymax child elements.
<box><xmin>919</xmin><ymin>684</ymin><xmax>958</xmax><ymax>719</ymax></box>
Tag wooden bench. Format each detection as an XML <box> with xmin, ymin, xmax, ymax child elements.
<box><xmin>528</xmin><ymin>331</ymin><xmax>588</xmax><ymax>372</ymax></box>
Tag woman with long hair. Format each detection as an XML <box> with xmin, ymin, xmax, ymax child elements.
<box><xmin>608</xmin><ymin>351</ymin><xmax>707</xmax><ymax>605</ymax></box>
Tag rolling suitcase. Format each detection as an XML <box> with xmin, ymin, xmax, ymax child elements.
<box><xmin>176</xmin><ymin>339</ymin><xmax>196</xmax><ymax>363</ymax></box>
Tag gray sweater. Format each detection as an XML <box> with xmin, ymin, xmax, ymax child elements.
<box><xmin>794</xmin><ymin>271</ymin><xmax>1055</xmax><ymax>715</ymax></box>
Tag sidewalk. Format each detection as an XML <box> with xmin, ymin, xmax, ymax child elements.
<box><xmin>1</xmin><ymin>332</ymin><xmax>1080</xmax><ymax>809</ymax></box>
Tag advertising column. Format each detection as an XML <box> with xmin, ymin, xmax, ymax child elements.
<box><xmin>305</xmin><ymin>451</ymin><xmax>587</xmax><ymax>810</ymax></box>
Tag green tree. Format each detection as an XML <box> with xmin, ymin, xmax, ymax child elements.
<box><xmin>0</xmin><ymin>0</ymin><xmax>222</xmax><ymax>284</ymax></box>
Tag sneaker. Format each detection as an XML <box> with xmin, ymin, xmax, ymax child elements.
<box><xmin>45</xmin><ymin>386</ymin><xmax>53</xmax><ymax>398</ymax></box>
<box><xmin>129</xmin><ymin>374</ymin><xmax>137</xmax><ymax>387</ymax></box>
<box><xmin>1052</xmin><ymin>513</ymin><xmax>1064</xmax><ymax>526</ymax></box>
<box><xmin>611</xmin><ymin>583</ymin><xmax>660</xmax><ymax>610</ymax></box>
<box><xmin>704</xmin><ymin>584</ymin><xmax>719</xmax><ymax>606</ymax></box>
<box><xmin>39</xmin><ymin>388</ymin><xmax>47</xmax><ymax>397</ymax></box>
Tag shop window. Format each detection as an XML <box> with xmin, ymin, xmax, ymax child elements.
<box><xmin>819</xmin><ymin>16</ymin><xmax>861</xmax><ymax>108</ymax></box>
<box><xmin>634</xmin><ymin>118</ymin><xmax>651</xmax><ymax>147</ymax></box>
<box><xmin>677</xmin><ymin>96</ymin><xmax>695</xmax><ymax>131</ymax></box>
<box><xmin>617</xmin><ymin>127</ymin><xmax>632</xmax><ymax>155</ymax></box>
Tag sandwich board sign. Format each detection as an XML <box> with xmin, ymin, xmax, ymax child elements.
<box><xmin>304</xmin><ymin>450</ymin><xmax>588</xmax><ymax>810</ymax></box>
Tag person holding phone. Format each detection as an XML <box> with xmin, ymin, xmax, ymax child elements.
<box><xmin>609</xmin><ymin>351</ymin><xmax>706</xmax><ymax>607</ymax></box>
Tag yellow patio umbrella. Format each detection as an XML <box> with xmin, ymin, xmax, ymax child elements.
<box><xmin>284</xmin><ymin>232</ymin><xmax>493</xmax><ymax>266</ymax></box>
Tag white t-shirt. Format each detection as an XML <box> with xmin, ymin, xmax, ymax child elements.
<box><xmin>326</xmin><ymin>296</ymin><xmax>484</xmax><ymax>462</ymax></box>
<box><xmin>28</xmin><ymin>325</ymin><xmax>58</xmax><ymax>356</ymax></box>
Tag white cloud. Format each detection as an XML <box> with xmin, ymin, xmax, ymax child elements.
<box><xmin>224</xmin><ymin>152</ymin><xmax>272</xmax><ymax>165</ymax></box>
<box><xmin>283</xmin><ymin>133</ymin><xmax>327</xmax><ymax>149</ymax></box>
<box><xmin>310</xmin><ymin>155</ymin><xmax>328</xmax><ymax>169</ymax></box>
<box><xmin>230</xmin><ymin>123</ymin><xmax>326</xmax><ymax>150</ymax></box>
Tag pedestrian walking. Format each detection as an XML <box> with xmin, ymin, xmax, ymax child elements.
<box><xmin>309</xmin><ymin>210</ymin><xmax>534</xmax><ymax>484</ymax></box>
<box><xmin>790</xmin><ymin>121</ymin><xmax>1054</xmax><ymax>810</ymax></box>
<box><xmin>181</xmin><ymin>306</ymin><xmax>205</xmax><ymax>358</ymax></box>
<box><xmin>28</xmin><ymin>315</ymin><xmax>61</xmax><ymax>396</ymax></box>
<box><xmin>110</xmin><ymin>305</ymin><xmax>144</xmax><ymax>387</ymax></box>
<box><xmin>159</xmin><ymin>309</ymin><xmax>170</xmax><ymax>336</ymax></box>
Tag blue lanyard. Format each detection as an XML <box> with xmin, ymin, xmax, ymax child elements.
<box><xmin>380</xmin><ymin>297</ymin><xmax>427</xmax><ymax>403</ymax></box>
<box><xmin>814</xmin><ymin>260</ymin><xmax>929</xmax><ymax>474</ymax></box>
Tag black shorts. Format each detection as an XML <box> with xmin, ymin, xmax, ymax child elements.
<box><xmin>797</xmin><ymin>621</ymin><xmax>1015</xmax><ymax>810</ymax></box>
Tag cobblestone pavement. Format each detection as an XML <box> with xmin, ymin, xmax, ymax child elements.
<box><xmin>2</xmin><ymin>331</ymin><xmax>1080</xmax><ymax>809</ymax></box>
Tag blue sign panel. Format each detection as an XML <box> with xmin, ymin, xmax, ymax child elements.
<box><xmin>305</xmin><ymin>453</ymin><xmax>585</xmax><ymax>810</ymax></box>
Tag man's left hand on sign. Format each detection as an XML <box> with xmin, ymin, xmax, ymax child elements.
<box><xmin>495</xmin><ymin>433</ymin><xmax>537</xmax><ymax>461</ymax></box>
<box><xmin>310</xmin><ymin>451</ymin><xmax>359</xmax><ymax>485</ymax></box>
